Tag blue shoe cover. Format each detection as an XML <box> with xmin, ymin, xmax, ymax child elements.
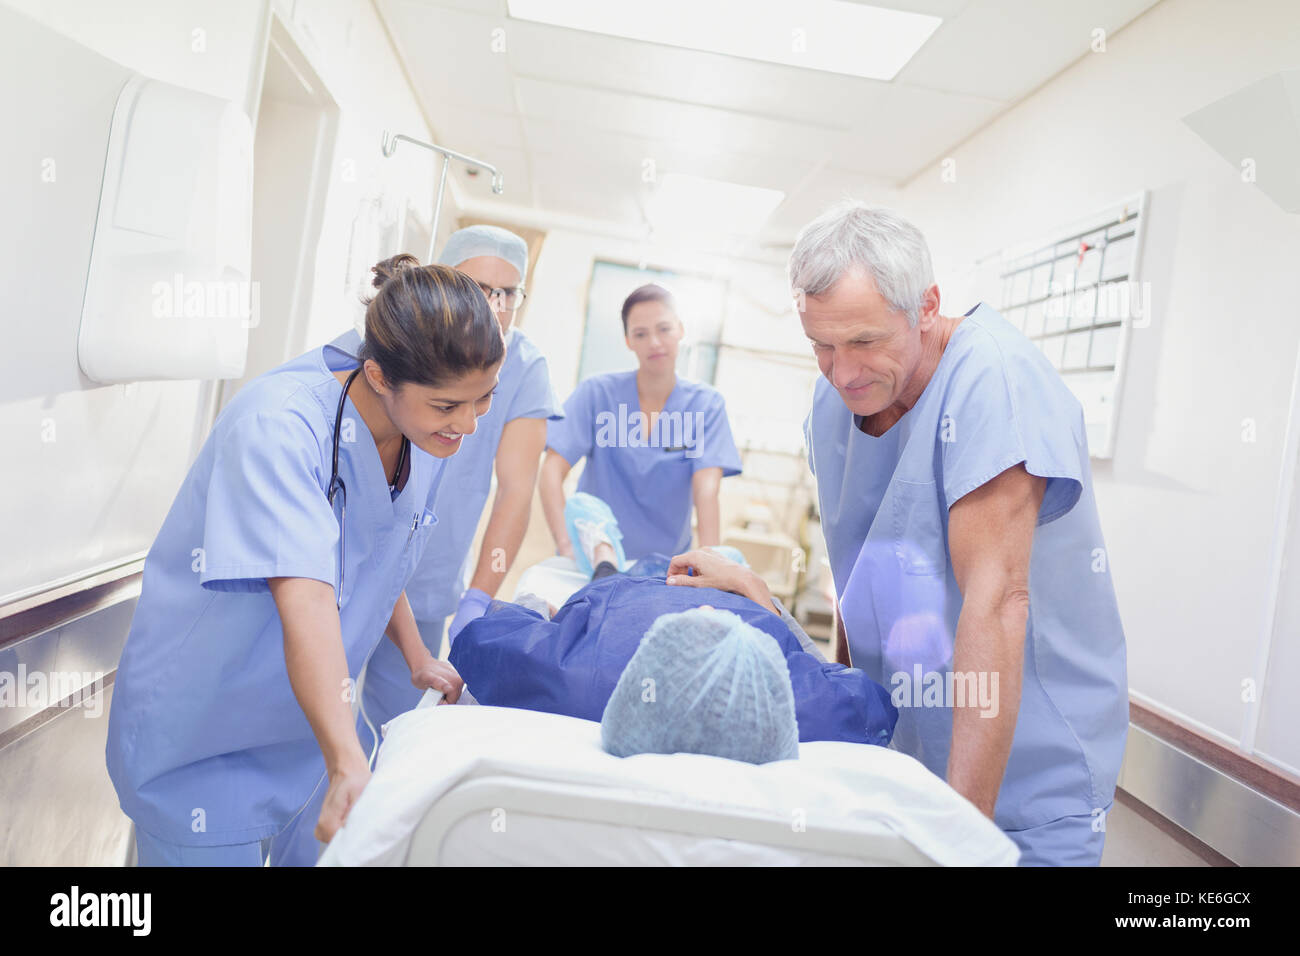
<box><xmin>565</xmin><ymin>492</ymin><xmax>628</xmax><ymax>577</ymax></box>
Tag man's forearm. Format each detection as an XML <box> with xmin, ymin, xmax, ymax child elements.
<box><xmin>694</xmin><ymin>492</ymin><xmax>720</xmax><ymax>546</ymax></box>
<box><xmin>691</xmin><ymin>468</ymin><xmax>723</xmax><ymax>547</ymax></box>
<box><xmin>833</xmin><ymin>608</ymin><xmax>852</xmax><ymax>667</ymax></box>
<box><xmin>945</xmin><ymin>594</ymin><xmax>1026</xmax><ymax>818</ymax></box>
<box><xmin>467</xmin><ymin>482</ymin><xmax>533</xmax><ymax>597</ymax></box>
<box><xmin>539</xmin><ymin>452</ymin><xmax>571</xmax><ymax>550</ymax></box>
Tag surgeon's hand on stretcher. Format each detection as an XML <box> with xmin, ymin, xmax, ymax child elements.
<box><xmin>316</xmin><ymin>757</ymin><xmax>370</xmax><ymax>844</ymax></box>
<box><xmin>409</xmin><ymin>655</ymin><xmax>464</xmax><ymax>704</ymax></box>
<box><xmin>314</xmin><ymin>658</ymin><xmax>462</xmax><ymax>844</ymax></box>
<box><xmin>667</xmin><ymin>549</ymin><xmax>778</xmax><ymax>615</ymax></box>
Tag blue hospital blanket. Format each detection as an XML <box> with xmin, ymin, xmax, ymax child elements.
<box><xmin>448</xmin><ymin>573</ymin><xmax>898</xmax><ymax>746</ymax></box>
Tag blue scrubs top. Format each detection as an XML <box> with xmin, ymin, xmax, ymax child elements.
<box><xmin>106</xmin><ymin>329</ymin><xmax>447</xmax><ymax>846</ymax></box>
<box><xmin>804</xmin><ymin>303</ymin><xmax>1129</xmax><ymax>831</ymax></box>
<box><xmin>546</xmin><ymin>371</ymin><xmax>742</xmax><ymax>559</ymax></box>
<box><xmin>405</xmin><ymin>328</ymin><xmax>561</xmax><ymax>623</ymax></box>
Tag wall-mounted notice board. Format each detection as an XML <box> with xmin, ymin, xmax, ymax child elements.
<box><xmin>996</xmin><ymin>193</ymin><xmax>1148</xmax><ymax>459</ymax></box>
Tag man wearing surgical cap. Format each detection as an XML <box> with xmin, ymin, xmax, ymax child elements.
<box><xmin>269</xmin><ymin>225</ymin><xmax>562</xmax><ymax>866</ymax></box>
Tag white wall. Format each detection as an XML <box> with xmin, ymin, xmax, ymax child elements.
<box><xmin>0</xmin><ymin>0</ymin><xmax>438</xmax><ymax>601</ymax></box>
<box><xmin>893</xmin><ymin>0</ymin><xmax>1300</xmax><ymax>773</ymax></box>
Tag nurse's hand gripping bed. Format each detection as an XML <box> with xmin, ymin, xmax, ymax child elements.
<box><xmin>320</xmin><ymin>557</ymin><xmax>1020</xmax><ymax>866</ymax></box>
<box><xmin>319</xmin><ymin>702</ymin><xmax>1018</xmax><ymax>867</ymax></box>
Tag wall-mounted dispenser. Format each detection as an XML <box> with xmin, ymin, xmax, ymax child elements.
<box><xmin>77</xmin><ymin>75</ymin><xmax>254</xmax><ymax>384</ymax></box>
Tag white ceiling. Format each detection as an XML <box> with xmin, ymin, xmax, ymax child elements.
<box><xmin>377</xmin><ymin>0</ymin><xmax>1162</xmax><ymax>249</ymax></box>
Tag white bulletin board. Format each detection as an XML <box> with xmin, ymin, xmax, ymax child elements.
<box><xmin>993</xmin><ymin>193</ymin><xmax>1148</xmax><ymax>459</ymax></box>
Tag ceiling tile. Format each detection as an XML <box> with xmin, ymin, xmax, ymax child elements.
<box><xmin>764</xmin><ymin>164</ymin><xmax>899</xmax><ymax>238</ymax></box>
<box><xmin>503</xmin><ymin>15</ymin><xmax>891</xmax><ymax>128</ymax></box>
<box><xmin>381</xmin><ymin>0</ymin><xmax>518</xmax><ymax>113</ymax></box>
<box><xmin>528</xmin><ymin>149</ymin><xmax>647</xmax><ymax>224</ymax></box>
<box><xmin>379</xmin><ymin>0</ymin><xmax>1165</xmax><ymax>234</ymax></box>
<box><xmin>897</xmin><ymin>0</ymin><xmax>1161</xmax><ymax>102</ymax></box>
<box><xmin>835</xmin><ymin>82</ymin><xmax>1006</xmax><ymax>179</ymax></box>
<box><xmin>515</xmin><ymin>76</ymin><xmax>845</xmax><ymax>160</ymax></box>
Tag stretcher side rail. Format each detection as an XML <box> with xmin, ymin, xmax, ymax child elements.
<box><xmin>404</xmin><ymin>774</ymin><xmax>937</xmax><ymax>866</ymax></box>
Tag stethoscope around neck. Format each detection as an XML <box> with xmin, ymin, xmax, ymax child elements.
<box><xmin>327</xmin><ymin>367</ymin><xmax>408</xmax><ymax>609</ymax></box>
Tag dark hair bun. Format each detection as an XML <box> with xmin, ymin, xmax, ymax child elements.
<box><xmin>359</xmin><ymin>257</ymin><xmax>503</xmax><ymax>392</ymax></box>
<box><xmin>371</xmin><ymin>253</ymin><xmax>422</xmax><ymax>290</ymax></box>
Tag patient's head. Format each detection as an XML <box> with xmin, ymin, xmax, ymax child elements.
<box><xmin>600</xmin><ymin>607</ymin><xmax>799</xmax><ymax>765</ymax></box>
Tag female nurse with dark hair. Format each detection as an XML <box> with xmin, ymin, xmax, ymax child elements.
<box><xmin>539</xmin><ymin>284</ymin><xmax>743</xmax><ymax>570</ymax></box>
<box><xmin>106</xmin><ymin>254</ymin><xmax>505</xmax><ymax>866</ymax></box>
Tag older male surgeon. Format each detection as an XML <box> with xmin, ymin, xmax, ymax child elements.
<box><xmin>790</xmin><ymin>202</ymin><xmax>1128</xmax><ymax>866</ymax></box>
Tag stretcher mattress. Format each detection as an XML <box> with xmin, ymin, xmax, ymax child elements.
<box><xmin>318</xmin><ymin>705</ymin><xmax>1019</xmax><ymax>866</ymax></box>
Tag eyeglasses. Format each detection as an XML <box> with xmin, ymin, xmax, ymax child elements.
<box><xmin>474</xmin><ymin>281</ymin><xmax>527</xmax><ymax>309</ymax></box>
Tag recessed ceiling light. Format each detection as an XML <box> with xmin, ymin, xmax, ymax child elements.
<box><xmin>646</xmin><ymin>172</ymin><xmax>786</xmax><ymax>238</ymax></box>
<box><xmin>506</xmin><ymin>0</ymin><xmax>942</xmax><ymax>81</ymax></box>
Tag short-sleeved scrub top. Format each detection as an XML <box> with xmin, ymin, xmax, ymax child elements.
<box><xmin>404</xmin><ymin>328</ymin><xmax>562</xmax><ymax>626</ymax></box>
<box><xmin>545</xmin><ymin>371</ymin><xmax>743</xmax><ymax>559</ymax></box>
<box><xmin>804</xmin><ymin>303</ymin><xmax>1129</xmax><ymax>832</ymax></box>
<box><xmin>355</xmin><ymin>327</ymin><xmax>561</xmax><ymax>741</ymax></box>
<box><xmin>106</xmin><ymin>329</ymin><xmax>447</xmax><ymax>847</ymax></box>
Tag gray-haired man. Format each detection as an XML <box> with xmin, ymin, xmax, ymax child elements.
<box><xmin>795</xmin><ymin>201</ymin><xmax>1128</xmax><ymax>866</ymax></box>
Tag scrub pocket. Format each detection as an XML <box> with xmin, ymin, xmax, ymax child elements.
<box><xmin>400</xmin><ymin>508</ymin><xmax>439</xmax><ymax>579</ymax></box>
<box><xmin>890</xmin><ymin>479</ymin><xmax>947</xmax><ymax>576</ymax></box>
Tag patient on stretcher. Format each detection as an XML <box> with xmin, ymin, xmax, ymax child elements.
<box><xmin>600</xmin><ymin>605</ymin><xmax>803</xmax><ymax>764</ymax></box>
<box><xmin>448</xmin><ymin>495</ymin><xmax>897</xmax><ymax>747</ymax></box>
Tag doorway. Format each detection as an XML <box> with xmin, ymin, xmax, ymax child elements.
<box><xmin>220</xmin><ymin>14</ymin><xmax>338</xmax><ymax>406</ymax></box>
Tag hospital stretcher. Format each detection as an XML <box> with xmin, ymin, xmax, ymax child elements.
<box><xmin>317</xmin><ymin>558</ymin><xmax>1020</xmax><ymax>867</ymax></box>
<box><xmin>319</xmin><ymin>702</ymin><xmax>1017</xmax><ymax>866</ymax></box>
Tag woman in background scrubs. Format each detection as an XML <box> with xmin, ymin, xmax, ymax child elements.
<box><xmin>105</xmin><ymin>255</ymin><xmax>504</xmax><ymax>866</ymax></box>
<box><xmin>539</xmin><ymin>284</ymin><xmax>742</xmax><ymax>563</ymax></box>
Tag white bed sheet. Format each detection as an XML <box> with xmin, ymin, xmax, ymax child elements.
<box><xmin>436</xmin><ymin>813</ymin><xmax>883</xmax><ymax>866</ymax></box>
<box><xmin>512</xmin><ymin>555</ymin><xmax>590</xmax><ymax>608</ymax></box>
<box><xmin>318</xmin><ymin>705</ymin><xmax>1019</xmax><ymax>867</ymax></box>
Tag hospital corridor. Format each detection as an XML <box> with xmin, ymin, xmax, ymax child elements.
<box><xmin>2</xmin><ymin>0</ymin><xmax>1299</xmax><ymax>900</ymax></box>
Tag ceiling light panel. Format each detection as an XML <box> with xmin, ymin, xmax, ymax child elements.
<box><xmin>506</xmin><ymin>0</ymin><xmax>942</xmax><ymax>81</ymax></box>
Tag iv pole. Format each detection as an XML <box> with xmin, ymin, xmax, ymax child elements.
<box><xmin>380</xmin><ymin>131</ymin><xmax>505</xmax><ymax>263</ymax></box>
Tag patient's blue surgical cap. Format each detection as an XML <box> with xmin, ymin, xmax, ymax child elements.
<box><xmin>436</xmin><ymin>224</ymin><xmax>529</xmax><ymax>284</ymax></box>
<box><xmin>600</xmin><ymin>607</ymin><xmax>799</xmax><ymax>765</ymax></box>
